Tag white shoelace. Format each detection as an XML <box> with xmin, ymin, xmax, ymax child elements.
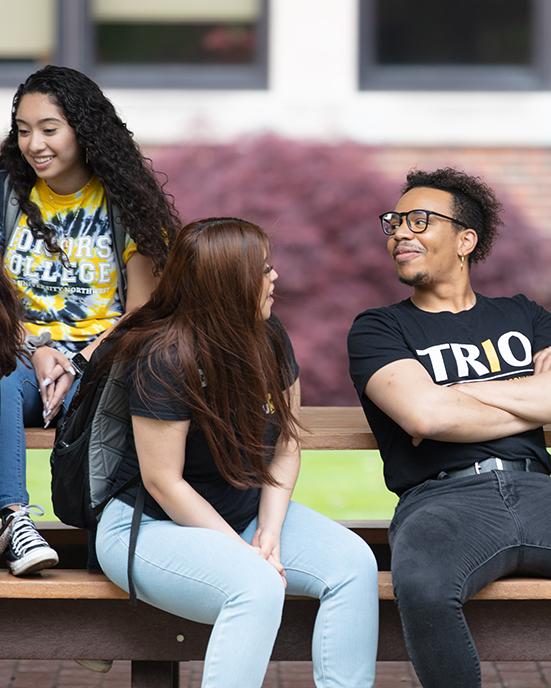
<box><xmin>9</xmin><ymin>505</ymin><xmax>48</xmax><ymax>556</ymax></box>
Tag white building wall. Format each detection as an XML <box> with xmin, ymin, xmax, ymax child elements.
<box><xmin>1</xmin><ymin>0</ymin><xmax>551</xmax><ymax>147</ymax></box>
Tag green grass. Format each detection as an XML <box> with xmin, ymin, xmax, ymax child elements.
<box><xmin>27</xmin><ymin>450</ymin><xmax>57</xmax><ymax>521</ymax></box>
<box><xmin>27</xmin><ymin>448</ymin><xmax>398</xmax><ymax>522</ymax></box>
<box><xmin>294</xmin><ymin>450</ymin><xmax>398</xmax><ymax>519</ymax></box>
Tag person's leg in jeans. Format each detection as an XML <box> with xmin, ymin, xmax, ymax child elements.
<box><xmin>499</xmin><ymin>471</ymin><xmax>551</xmax><ymax>578</ymax></box>
<box><xmin>0</xmin><ymin>359</ymin><xmax>79</xmax><ymax>574</ymax></box>
<box><xmin>241</xmin><ymin>501</ymin><xmax>379</xmax><ymax>688</ymax></box>
<box><xmin>390</xmin><ymin>474</ymin><xmax>522</xmax><ymax>688</ymax></box>
<box><xmin>97</xmin><ymin>498</ymin><xmax>286</xmax><ymax>688</ymax></box>
<box><xmin>0</xmin><ymin>356</ymin><xmax>79</xmax><ymax>509</ymax></box>
<box><xmin>0</xmin><ymin>359</ymin><xmax>43</xmax><ymax>510</ymax></box>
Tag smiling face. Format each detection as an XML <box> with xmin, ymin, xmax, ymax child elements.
<box><xmin>387</xmin><ymin>187</ymin><xmax>469</xmax><ymax>288</ymax></box>
<box><xmin>260</xmin><ymin>263</ymin><xmax>278</xmax><ymax>320</ymax></box>
<box><xmin>15</xmin><ymin>92</ymin><xmax>88</xmax><ymax>195</ymax></box>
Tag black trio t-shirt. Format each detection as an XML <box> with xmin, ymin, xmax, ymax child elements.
<box><xmin>348</xmin><ymin>294</ymin><xmax>551</xmax><ymax>496</ymax></box>
<box><xmin>113</xmin><ymin>314</ymin><xmax>299</xmax><ymax>532</ymax></box>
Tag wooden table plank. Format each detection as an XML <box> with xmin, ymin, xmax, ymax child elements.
<box><xmin>22</xmin><ymin>410</ymin><xmax>551</xmax><ymax>452</ymax></box>
<box><xmin>298</xmin><ymin>406</ymin><xmax>378</xmax><ymax>450</ymax></box>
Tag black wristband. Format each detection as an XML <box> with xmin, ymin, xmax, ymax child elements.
<box><xmin>71</xmin><ymin>352</ymin><xmax>88</xmax><ymax>377</ymax></box>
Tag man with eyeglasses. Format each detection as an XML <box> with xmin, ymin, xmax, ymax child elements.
<box><xmin>348</xmin><ymin>167</ymin><xmax>551</xmax><ymax>688</ymax></box>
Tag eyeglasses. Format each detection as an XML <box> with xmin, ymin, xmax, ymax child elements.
<box><xmin>379</xmin><ymin>209</ymin><xmax>468</xmax><ymax>236</ymax></box>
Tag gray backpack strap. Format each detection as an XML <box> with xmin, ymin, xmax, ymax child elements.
<box><xmin>0</xmin><ymin>173</ymin><xmax>22</xmax><ymax>252</ymax></box>
<box><xmin>107</xmin><ymin>199</ymin><xmax>127</xmax><ymax>311</ymax></box>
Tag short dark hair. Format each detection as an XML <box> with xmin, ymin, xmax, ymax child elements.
<box><xmin>401</xmin><ymin>167</ymin><xmax>503</xmax><ymax>264</ymax></box>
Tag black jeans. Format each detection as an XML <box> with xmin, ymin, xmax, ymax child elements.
<box><xmin>389</xmin><ymin>470</ymin><xmax>551</xmax><ymax>688</ymax></box>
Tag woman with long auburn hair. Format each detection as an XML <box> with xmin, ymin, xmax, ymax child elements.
<box><xmin>96</xmin><ymin>218</ymin><xmax>379</xmax><ymax>688</ymax></box>
<box><xmin>0</xmin><ymin>64</ymin><xmax>180</xmax><ymax>578</ymax></box>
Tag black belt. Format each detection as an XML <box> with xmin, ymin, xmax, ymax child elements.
<box><xmin>444</xmin><ymin>457</ymin><xmax>549</xmax><ymax>480</ymax></box>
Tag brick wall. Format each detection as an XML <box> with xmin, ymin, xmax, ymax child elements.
<box><xmin>371</xmin><ymin>147</ymin><xmax>551</xmax><ymax>238</ymax></box>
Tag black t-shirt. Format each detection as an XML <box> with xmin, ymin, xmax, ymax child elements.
<box><xmin>113</xmin><ymin>315</ymin><xmax>299</xmax><ymax>532</ymax></box>
<box><xmin>348</xmin><ymin>293</ymin><xmax>551</xmax><ymax>496</ymax></box>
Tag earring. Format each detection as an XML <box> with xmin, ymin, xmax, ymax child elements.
<box><xmin>85</xmin><ymin>148</ymin><xmax>89</xmax><ymax>165</ymax></box>
<box><xmin>460</xmin><ymin>255</ymin><xmax>465</xmax><ymax>271</ymax></box>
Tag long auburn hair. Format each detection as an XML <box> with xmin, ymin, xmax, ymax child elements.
<box><xmin>0</xmin><ymin>65</ymin><xmax>180</xmax><ymax>273</ymax></box>
<box><xmin>106</xmin><ymin>217</ymin><xmax>300</xmax><ymax>488</ymax></box>
<box><xmin>0</xmin><ymin>266</ymin><xmax>24</xmax><ymax>376</ymax></box>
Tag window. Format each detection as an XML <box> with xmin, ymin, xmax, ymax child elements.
<box><xmin>359</xmin><ymin>0</ymin><xmax>551</xmax><ymax>90</ymax></box>
<box><xmin>93</xmin><ymin>0</ymin><xmax>268</xmax><ymax>88</ymax></box>
<box><xmin>0</xmin><ymin>0</ymin><xmax>268</xmax><ymax>89</ymax></box>
<box><xmin>0</xmin><ymin>0</ymin><xmax>56</xmax><ymax>83</ymax></box>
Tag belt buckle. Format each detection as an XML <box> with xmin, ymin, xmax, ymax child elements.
<box><xmin>474</xmin><ymin>461</ymin><xmax>481</xmax><ymax>474</ymax></box>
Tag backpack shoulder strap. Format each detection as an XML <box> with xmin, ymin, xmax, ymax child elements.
<box><xmin>127</xmin><ymin>481</ymin><xmax>145</xmax><ymax>606</ymax></box>
<box><xmin>107</xmin><ymin>198</ymin><xmax>127</xmax><ymax>312</ymax></box>
<box><xmin>0</xmin><ymin>172</ymin><xmax>22</xmax><ymax>252</ymax></box>
<box><xmin>0</xmin><ymin>171</ymin><xmax>8</xmax><ymax>219</ymax></box>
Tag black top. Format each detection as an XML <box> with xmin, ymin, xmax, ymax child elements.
<box><xmin>113</xmin><ymin>314</ymin><xmax>299</xmax><ymax>532</ymax></box>
<box><xmin>348</xmin><ymin>293</ymin><xmax>551</xmax><ymax>496</ymax></box>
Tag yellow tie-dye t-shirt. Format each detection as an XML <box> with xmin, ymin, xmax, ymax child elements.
<box><xmin>3</xmin><ymin>176</ymin><xmax>136</xmax><ymax>353</ymax></box>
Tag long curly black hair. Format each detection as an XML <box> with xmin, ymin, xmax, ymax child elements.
<box><xmin>402</xmin><ymin>167</ymin><xmax>503</xmax><ymax>264</ymax></box>
<box><xmin>0</xmin><ymin>65</ymin><xmax>180</xmax><ymax>273</ymax></box>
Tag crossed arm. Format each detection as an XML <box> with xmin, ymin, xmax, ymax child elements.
<box><xmin>453</xmin><ymin>347</ymin><xmax>551</xmax><ymax>426</ymax></box>
<box><xmin>365</xmin><ymin>356</ymin><xmax>549</xmax><ymax>444</ymax></box>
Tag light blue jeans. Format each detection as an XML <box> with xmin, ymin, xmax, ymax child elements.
<box><xmin>0</xmin><ymin>357</ymin><xmax>79</xmax><ymax>510</ymax></box>
<box><xmin>97</xmin><ymin>498</ymin><xmax>378</xmax><ymax>688</ymax></box>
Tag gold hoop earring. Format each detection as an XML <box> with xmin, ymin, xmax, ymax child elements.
<box><xmin>460</xmin><ymin>255</ymin><xmax>465</xmax><ymax>271</ymax></box>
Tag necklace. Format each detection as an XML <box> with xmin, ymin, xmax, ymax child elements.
<box><xmin>46</xmin><ymin>178</ymin><xmax>91</xmax><ymax>255</ymax></box>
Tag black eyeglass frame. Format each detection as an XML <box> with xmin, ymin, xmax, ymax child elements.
<box><xmin>379</xmin><ymin>209</ymin><xmax>469</xmax><ymax>236</ymax></box>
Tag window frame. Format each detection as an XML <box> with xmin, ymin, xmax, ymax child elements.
<box><xmin>0</xmin><ymin>0</ymin><xmax>269</xmax><ymax>90</ymax></box>
<box><xmin>358</xmin><ymin>0</ymin><xmax>551</xmax><ymax>91</ymax></box>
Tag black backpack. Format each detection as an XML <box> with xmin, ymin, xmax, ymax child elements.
<box><xmin>50</xmin><ymin>338</ymin><xmax>140</xmax><ymax>529</ymax></box>
<box><xmin>50</xmin><ymin>339</ymin><xmax>144</xmax><ymax>603</ymax></box>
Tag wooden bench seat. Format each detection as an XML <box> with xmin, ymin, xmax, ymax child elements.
<box><xmin>4</xmin><ymin>524</ymin><xmax>551</xmax><ymax>682</ymax></box>
<box><xmin>4</xmin><ymin>567</ymin><xmax>551</xmax><ymax>601</ymax></box>
<box><xmin>9</xmin><ymin>407</ymin><xmax>551</xmax><ymax>686</ymax></box>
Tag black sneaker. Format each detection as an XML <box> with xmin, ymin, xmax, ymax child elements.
<box><xmin>2</xmin><ymin>505</ymin><xmax>59</xmax><ymax>576</ymax></box>
<box><xmin>0</xmin><ymin>512</ymin><xmax>12</xmax><ymax>555</ymax></box>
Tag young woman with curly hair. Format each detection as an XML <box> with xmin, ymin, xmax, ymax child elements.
<box><xmin>95</xmin><ymin>217</ymin><xmax>379</xmax><ymax>688</ymax></box>
<box><xmin>0</xmin><ymin>65</ymin><xmax>181</xmax><ymax>577</ymax></box>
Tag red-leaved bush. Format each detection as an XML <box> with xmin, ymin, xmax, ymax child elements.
<box><xmin>153</xmin><ymin>136</ymin><xmax>551</xmax><ymax>405</ymax></box>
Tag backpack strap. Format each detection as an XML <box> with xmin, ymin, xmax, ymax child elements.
<box><xmin>127</xmin><ymin>481</ymin><xmax>146</xmax><ymax>606</ymax></box>
<box><xmin>0</xmin><ymin>172</ymin><xmax>22</xmax><ymax>253</ymax></box>
<box><xmin>107</xmin><ymin>199</ymin><xmax>127</xmax><ymax>312</ymax></box>
<box><xmin>91</xmin><ymin>470</ymin><xmax>142</xmax><ymax>606</ymax></box>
